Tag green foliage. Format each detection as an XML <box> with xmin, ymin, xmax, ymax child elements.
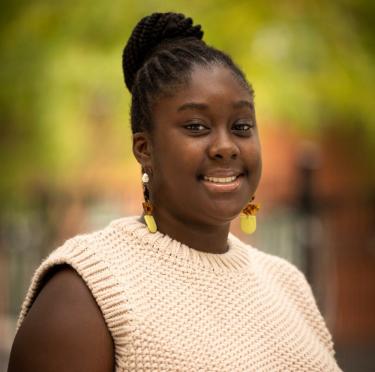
<box><xmin>1</xmin><ymin>0</ymin><xmax>374</xmax><ymax>207</ymax></box>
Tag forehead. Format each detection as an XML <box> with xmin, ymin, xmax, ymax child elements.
<box><xmin>182</xmin><ymin>64</ymin><xmax>251</xmax><ymax>101</ymax></box>
<box><xmin>153</xmin><ymin>64</ymin><xmax>253</xmax><ymax>114</ymax></box>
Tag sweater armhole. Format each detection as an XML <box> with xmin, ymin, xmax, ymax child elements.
<box><xmin>291</xmin><ymin>267</ymin><xmax>336</xmax><ymax>356</ymax></box>
<box><xmin>17</xmin><ymin>237</ymin><xmax>135</xmax><ymax>369</ymax></box>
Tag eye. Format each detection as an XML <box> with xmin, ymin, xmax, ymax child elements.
<box><xmin>232</xmin><ymin>120</ymin><xmax>255</xmax><ymax>136</ymax></box>
<box><xmin>184</xmin><ymin>122</ymin><xmax>209</xmax><ymax>134</ymax></box>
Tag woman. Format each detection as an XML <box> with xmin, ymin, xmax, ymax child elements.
<box><xmin>8</xmin><ymin>12</ymin><xmax>341</xmax><ymax>371</ymax></box>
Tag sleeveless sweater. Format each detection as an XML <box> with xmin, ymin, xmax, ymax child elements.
<box><xmin>18</xmin><ymin>216</ymin><xmax>341</xmax><ymax>371</ymax></box>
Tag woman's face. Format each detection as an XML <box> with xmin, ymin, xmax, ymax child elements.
<box><xmin>138</xmin><ymin>64</ymin><xmax>261</xmax><ymax>228</ymax></box>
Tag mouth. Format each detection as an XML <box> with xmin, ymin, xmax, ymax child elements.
<box><xmin>199</xmin><ymin>173</ymin><xmax>244</xmax><ymax>193</ymax></box>
<box><xmin>203</xmin><ymin>175</ymin><xmax>238</xmax><ymax>184</ymax></box>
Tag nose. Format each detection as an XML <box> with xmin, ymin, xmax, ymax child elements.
<box><xmin>208</xmin><ymin>130</ymin><xmax>240</xmax><ymax>161</ymax></box>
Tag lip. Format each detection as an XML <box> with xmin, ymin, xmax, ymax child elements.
<box><xmin>200</xmin><ymin>175</ymin><xmax>242</xmax><ymax>193</ymax></box>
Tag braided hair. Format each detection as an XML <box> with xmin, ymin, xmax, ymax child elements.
<box><xmin>122</xmin><ymin>12</ymin><xmax>253</xmax><ymax>133</ymax></box>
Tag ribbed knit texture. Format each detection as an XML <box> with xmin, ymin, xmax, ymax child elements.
<box><xmin>18</xmin><ymin>216</ymin><xmax>341</xmax><ymax>371</ymax></box>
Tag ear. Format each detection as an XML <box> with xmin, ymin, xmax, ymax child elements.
<box><xmin>132</xmin><ymin>132</ymin><xmax>153</xmax><ymax>169</ymax></box>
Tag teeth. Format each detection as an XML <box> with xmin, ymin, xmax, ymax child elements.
<box><xmin>203</xmin><ymin>176</ymin><xmax>237</xmax><ymax>183</ymax></box>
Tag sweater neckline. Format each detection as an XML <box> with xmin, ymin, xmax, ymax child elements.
<box><xmin>111</xmin><ymin>216</ymin><xmax>252</xmax><ymax>272</ymax></box>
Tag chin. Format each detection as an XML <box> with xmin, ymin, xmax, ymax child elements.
<box><xmin>205</xmin><ymin>203</ymin><xmax>243</xmax><ymax>224</ymax></box>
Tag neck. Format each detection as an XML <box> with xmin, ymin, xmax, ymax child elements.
<box><xmin>149</xmin><ymin>209</ymin><xmax>231</xmax><ymax>254</ymax></box>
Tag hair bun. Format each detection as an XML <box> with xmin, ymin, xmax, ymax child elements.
<box><xmin>123</xmin><ymin>12</ymin><xmax>204</xmax><ymax>92</ymax></box>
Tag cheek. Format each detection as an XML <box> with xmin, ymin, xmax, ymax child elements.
<box><xmin>151</xmin><ymin>138</ymin><xmax>203</xmax><ymax>185</ymax></box>
<box><xmin>243</xmin><ymin>137</ymin><xmax>261</xmax><ymax>163</ymax></box>
<box><xmin>252</xmin><ymin>146</ymin><xmax>262</xmax><ymax>173</ymax></box>
<box><xmin>243</xmin><ymin>141</ymin><xmax>262</xmax><ymax>183</ymax></box>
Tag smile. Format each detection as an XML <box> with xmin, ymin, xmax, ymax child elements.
<box><xmin>200</xmin><ymin>174</ymin><xmax>242</xmax><ymax>193</ymax></box>
<box><xmin>203</xmin><ymin>176</ymin><xmax>237</xmax><ymax>184</ymax></box>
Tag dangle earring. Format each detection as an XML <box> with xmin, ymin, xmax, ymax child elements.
<box><xmin>240</xmin><ymin>196</ymin><xmax>260</xmax><ymax>234</ymax></box>
<box><xmin>142</xmin><ymin>172</ymin><xmax>157</xmax><ymax>233</ymax></box>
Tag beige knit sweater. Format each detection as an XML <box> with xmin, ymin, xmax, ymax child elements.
<box><xmin>18</xmin><ymin>216</ymin><xmax>341</xmax><ymax>371</ymax></box>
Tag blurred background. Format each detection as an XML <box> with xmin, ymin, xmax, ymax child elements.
<box><xmin>0</xmin><ymin>0</ymin><xmax>374</xmax><ymax>370</ymax></box>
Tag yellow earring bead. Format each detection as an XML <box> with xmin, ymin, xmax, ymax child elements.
<box><xmin>240</xmin><ymin>213</ymin><xmax>257</xmax><ymax>234</ymax></box>
<box><xmin>240</xmin><ymin>199</ymin><xmax>259</xmax><ymax>235</ymax></box>
<box><xmin>142</xmin><ymin>201</ymin><xmax>157</xmax><ymax>233</ymax></box>
<box><xmin>144</xmin><ymin>214</ymin><xmax>157</xmax><ymax>233</ymax></box>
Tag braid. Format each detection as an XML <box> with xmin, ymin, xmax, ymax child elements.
<box><xmin>122</xmin><ymin>12</ymin><xmax>252</xmax><ymax>133</ymax></box>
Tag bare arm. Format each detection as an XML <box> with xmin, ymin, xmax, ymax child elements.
<box><xmin>8</xmin><ymin>266</ymin><xmax>114</xmax><ymax>372</ymax></box>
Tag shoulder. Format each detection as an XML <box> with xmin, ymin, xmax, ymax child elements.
<box><xmin>9</xmin><ymin>217</ymin><xmax>140</xmax><ymax>371</ymax></box>
<box><xmin>8</xmin><ymin>265</ymin><xmax>114</xmax><ymax>372</ymax></box>
<box><xmin>239</xmin><ymin>238</ymin><xmax>319</xmax><ymax>307</ymax></box>
<box><xmin>230</xmin><ymin>233</ymin><xmax>302</xmax><ymax>282</ymax></box>
<box><xmin>246</xmin><ymin>243</ymin><xmax>316</xmax><ymax>306</ymax></box>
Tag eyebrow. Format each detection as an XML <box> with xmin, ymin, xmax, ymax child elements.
<box><xmin>177</xmin><ymin>102</ymin><xmax>208</xmax><ymax>112</ymax></box>
<box><xmin>177</xmin><ymin>100</ymin><xmax>254</xmax><ymax>112</ymax></box>
<box><xmin>232</xmin><ymin>100</ymin><xmax>254</xmax><ymax>111</ymax></box>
